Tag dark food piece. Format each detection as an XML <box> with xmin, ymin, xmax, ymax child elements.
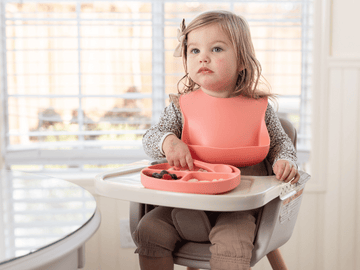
<box><xmin>170</xmin><ymin>173</ymin><xmax>178</xmax><ymax>180</ymax></box>
<box><xmin>151</xmin><ymin>170</ymin><xmax>179</xmax><ymax>180</ymax></box>
<box><xmin>160</xmin><ymin>170</ymin><xmax>169</xmax><ymax>176</ymax></box>
<box><xmin>152</xmin><ymin>172</ymin><xmax>162</xmax><ymax>179</ymax></box>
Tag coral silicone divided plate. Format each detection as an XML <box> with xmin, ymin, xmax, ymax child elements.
<box><xmin>140</xmin><ymin>160</ymin><xmax>241</xmax><ymax>194</ymax></box>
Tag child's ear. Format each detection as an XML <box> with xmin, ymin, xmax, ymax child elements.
<box><xmin>238</xmin><ymin>65</ymin><xmax>245</xmax><ymax>73</ymax></box>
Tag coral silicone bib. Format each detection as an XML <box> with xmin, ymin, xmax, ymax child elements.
<box><xmin>180</xmin><ymin>90</ymin><xmax>270</xmax><ymax>167</ymax></box>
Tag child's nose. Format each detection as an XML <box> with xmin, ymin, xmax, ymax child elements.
<box><xmin>199</xmin><ymin>52</ymin><xmax>210</xmax><ymax>63</ymax></box>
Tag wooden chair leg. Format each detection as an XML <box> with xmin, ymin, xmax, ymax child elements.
<box><xmin>266</xmin><ymin>248</ymin><xmax>288</xmax><ymax>270</ymax></box>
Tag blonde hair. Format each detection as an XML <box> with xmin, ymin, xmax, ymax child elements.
<box><xmin>177</xmin><ymin>10</ymin><xmax>276</xmax><ymax>100</ymax></box>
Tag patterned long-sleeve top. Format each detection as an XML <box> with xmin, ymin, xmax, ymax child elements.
<box><xmin>143</xmin><ymin>94</ymin><xmax>297</xmax><ymax>168</ymax></box>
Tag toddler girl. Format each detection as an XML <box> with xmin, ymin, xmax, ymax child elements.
<box><xmin>133</xmin><ymin>10</ymin><xmax>300</xmax><ymax>270</ymax></box>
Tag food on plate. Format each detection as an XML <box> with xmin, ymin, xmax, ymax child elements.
<box><xmin>152</xmin><ymin>170</ymin><xmax>179</xmax><ymax>180</ymax></box>
<box><xmin>187</xmin><ymin>178</ymin><xmax>224</xmax><ymax>182</ymax></box>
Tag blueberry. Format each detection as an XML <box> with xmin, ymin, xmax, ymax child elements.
<box><xmin>152</xmin><ymin>173</ymin><xmax>161</xmax><ymax>178</ymax></box>
<box><xmin>160</xmin><ymin>170</ymin><xmax>169</xmax><ymax>176</ymax></box>
<box><xmin>170</xmin><ymin>174</ymin><xmax>178</xmax><ymax>180</ymax></box>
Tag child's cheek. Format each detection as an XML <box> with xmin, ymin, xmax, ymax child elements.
<box><xmin>216</xmin><ymin>58</ymin><xmax>223</xmax><ymax>67</ymax></box>
<box><xmin>186</xmin><ymin>60</ymin><xmax>195</xmax><ymax>78</ymax></box>
<box><xmin>216</xmin><ymin>59</ymin><xmax>228</xmax><ymax>73</ymax></box>
<box><xmin>216</xmin><ymin>59</ymin><xmax>232</xmax><ymax>76</ymax></box>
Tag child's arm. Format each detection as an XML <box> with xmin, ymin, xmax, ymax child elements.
<box><xmin>142</xmin><ymin>102</ymin><xmax>184</xmax><ymax>159</ymax></box>
<box><xmin>265</xmin><ymin>104</ymin><xmax>300</xmax><ymax>183</ymax></box>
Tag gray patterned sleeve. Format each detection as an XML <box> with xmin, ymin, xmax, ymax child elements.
<box><xmin>265</xmin><ymin>103</ymin><xmax>297</xmax><ymax>167</ymax></box>
<box><xmin>142</xmin><ymin>102</ymin><xmax>183</xmax><ymax>160</ymax></box>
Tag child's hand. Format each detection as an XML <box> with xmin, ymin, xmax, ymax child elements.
<box><xmin>273</xmin><ymin>160</ymin><xmax>300</xmax><ymax>183</ymax></box>
<box><xmin>162</xmin><ymin>135</ymin><xmax>194</xmax><ymax>170</ymax></box>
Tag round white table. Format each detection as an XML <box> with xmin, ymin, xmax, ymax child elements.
<box><xmin>0</xmin><ymin>170</ymin><xmax>101</xmax><ymax>270</ymax></box>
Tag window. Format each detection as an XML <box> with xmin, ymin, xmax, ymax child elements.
<box><xmin>0</xmin><ymin>0</ymin><xmax>312</xmax><ymax>171</ymax></box>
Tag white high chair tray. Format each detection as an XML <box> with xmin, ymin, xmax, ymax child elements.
<box><xmin>95</xmin><ymin>160</ymin><xmax>309</xmax><ymax>211</ymax></box>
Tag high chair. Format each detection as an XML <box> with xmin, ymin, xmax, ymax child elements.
<box><xmin>95</xmin><ymin>117</ymin><xmax>310</xmax><ymax>270</ymax></box>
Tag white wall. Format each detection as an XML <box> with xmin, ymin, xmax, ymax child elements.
<box><xmin>311</xmin><ymin>0</ymin><xmax>360</xmax><ymax>270</ymax></box>
<box><xmin>331</xmin><ymin>0</ymin><xmax>360</xmax><ymax>58</ymax></box>
<box><xmin>0</xmin><ymin>1</ymin><xmax>4</xmax><ymax>170</ymax></box>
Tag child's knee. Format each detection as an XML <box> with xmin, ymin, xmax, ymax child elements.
<box><xmin>132</xmin><ymin>207</ymin><xmax>181</xmax><ymax>253</ymax></box>
<box><xmin>208</xmin><ymin>211</ymin><xmax>257</xmax><ymax>269</ymax></box>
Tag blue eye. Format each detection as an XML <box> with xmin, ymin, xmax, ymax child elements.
<box><xmin>190</xmin><ymin>48</ymin><xmax>200</xmax><ymax>54</ymax></box>
<box><xmin>213</xmin><ymin>47</ymin><xmax>223</xmax><ymax>52</ymax></box>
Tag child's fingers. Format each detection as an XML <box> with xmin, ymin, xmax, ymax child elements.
<box><xmin>277</xmin><ymin>162</ymin><xmax>293</xmax><ymax>181</ymax></box>
<box><xmin>280</xmin><ymin>164</ymin><xmax>291</xmax><ymax>181</ymax></box>
<box><xmin>180</xmin><ymin>157</ymin><xmax>187</xmax><ymax>168</ymax></box>
<box><xmin>273</xmin><ymin>163</ymin><xmax>280</xmax><ymax>178</ymax></box>
<box><xmin>284</xmin><ymin>167</ymin><xmax>296</xmax><ymax>182</ymax></box>
<box><xmin>291</xmin><ymin>172</ymin><xmax>301</xmax><ymax>184</ymax></box>
<box><xmin>273</xmin><ymin>161</ymin><xmax>299</xmax><ymax>183</ymax></box>
<box><xmin>172</xmin><ymin>160</ymin><xmax>180</xmax><ymax>168</ymax></box>
<box><xmin>178</xmin><ymin>156</ymin><xmax>194</xmax><ymax>170</ymax></box>
<box><xmin>282</xmin><ymin>163</ymin><xmax>295</xmax><ymax>181</ymax></box>
<box><xmin>186</xmin><ymin>155</ymin><xmax>194</xmax><ymax>170</ymax></box>
<box><xmin>166</xmin><ymin>157</ymin><xmax>174</xmax><ymax>167</ymax></box>
<box><xmin>275</xmin><ymin>162</ymin><xmax>286</xmax><ymax>180</ymax></box>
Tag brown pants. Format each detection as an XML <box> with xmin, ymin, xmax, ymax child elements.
<box><xmin>132</xmin><ymin>207</ymin><xmax>258</xmax><ymax>270</ymax></box>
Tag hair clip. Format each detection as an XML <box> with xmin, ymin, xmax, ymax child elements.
<box><xmin>173</xmin><ymin>19</ymin><xmax>186</xmax><ymax>57</ymax></box>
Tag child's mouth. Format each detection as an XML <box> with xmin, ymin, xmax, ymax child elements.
<box><xmin>198</xmin><ymin>67</ymin><xmax>213</xmax><ymax>74</ymax></box>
